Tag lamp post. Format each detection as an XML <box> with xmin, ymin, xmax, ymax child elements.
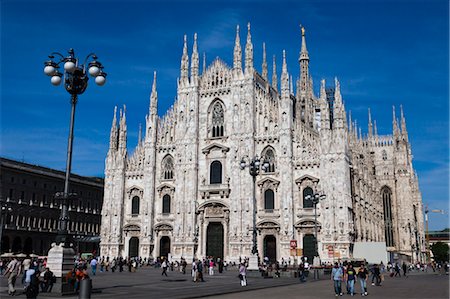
<box><xmin>240</xmin><ymin>156</ymin><xmax>269</xmax><ymax>269</ymax></box>
<box><xmin>305</xmin><ymin>192</ymin><xmax>326</xmax><ymax>264</ymax></box>
<box><xmin>43</xmin><ymin>49</ymin><xmax>106</xmax><ymax>294</ymax></box>
<box><xmin>424</xmin><ymin>205</ymin><xmax>445</xmax><ymax>263</ymax></box>
<box><xmin>43</xmin><ymin>49</ymin><xmax>106</xmax><ymax>246</ymax></box>
<box><xmin>0</xmin><ymin>204</ymin><xmax>12</xmax><ymax>253</ymax></box>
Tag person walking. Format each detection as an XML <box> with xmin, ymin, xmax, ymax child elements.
<box><xmin>161</xmin><ymin>259</ymin><xmax>168</xmax><ymax>276</ymax></box>
<box><xmin>197</xmin><ymin>260</ymin><xmax>205</xmax><ymax>282</ymax></box>
<box><xmin>402</xmin><ymin>262</ymin><xmax>407</xmax><ymax>277</ymax></box>
<box><xmin>90</xmin><ymin>257</ymin><xmax>98</xmax><ymax>276</ymax></box>
<box><xmin>357</xmin><ymin>264</ymin><xmax>369</xmax><ymax>296</ymax></box>
<box><xmin>25</xmin><ymin>269</ymin><xmax>40</xmax><ymax>299</ymax></box>
<box><xmin>331</xmin><ymin>262</ymin><xmax>343</xmax><ymax>297</ymax></box>
<box><xmin>191</xmin><ymin>259</ymin><xmax>197</xmax><ymax>282</ymax></box>
<box><xmin>345</xmin><ymin>264</ymin><xmax>356</xmax><ymax>296</ymax></box>
<box><xmin>298</xmin><ymin>262</ymin><xmax>306</xmax><ymax>283</ymax></box>
<box><xmin>5</xmin><ymin>257</ymin><xmax>21</xmax><ymax>296</ymax></box>
<box><xmin>239</xmin><ymin>263</ymin><xmax>247</xmax><ymax>286</ymax></box>
<box><xmin>209</xmin><ymin>259</ymin><xmax>215</xmax><ymax>275</ymax></box>
<box><xmin>394</xmin><ymin>263</ymin><xmax>401</xmax><ymax>277</ymax></box>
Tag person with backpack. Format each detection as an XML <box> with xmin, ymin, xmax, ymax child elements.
<box><xmin>161</xmin><ymin>259</ymin><xmax>168</xmax><ymax>276</ymax></box>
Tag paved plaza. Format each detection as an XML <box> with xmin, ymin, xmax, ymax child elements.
<box><xmin>1</xmin><ymin>266</ymin><xmax>448</xmax><ymax>298</ymax></box>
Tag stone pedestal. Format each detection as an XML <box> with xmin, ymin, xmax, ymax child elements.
<box><xmin>47</xmin><ymin>243</ymin><xmax>76</xmax><ymax>295</ymax></box>
<box><xmin>247</xmin><ymin>253</ymin><xmax>259</xmax><ymax>271</ymax></box>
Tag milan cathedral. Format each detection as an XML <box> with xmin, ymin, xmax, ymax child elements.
<box><xmin>100</xmin><ymin>24</ymin><xmax>425</xmax><ymax>264</ymax></box>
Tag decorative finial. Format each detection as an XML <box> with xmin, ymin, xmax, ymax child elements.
<box><xmin>247</xmin><ymin>22</ymin><xmax>251</xmax><ymax>32</ymax></box>
<box><xmin>301</xmin><ymin>25</ymin><xmax>305</xmax><ymax>37</ymax></box>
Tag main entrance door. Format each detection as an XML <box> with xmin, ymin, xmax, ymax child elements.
<box><xmin>129</xmin><ymin>237</ymin><xmax>139</xmax><ymax>258</ymax></box>
<box><xmin>264</xmin><ymin>235</ymin><xmax>277</xmax><ymax>262</ymax></box>
<box><xmin>303</xmin><ymin>234</ymin><xmax>316</xmax><ymax>263</ymax></box>
<box><xmin>206</xmin><ymin>222</ymin><xmax>224</xmax><ymax>260</ymax></box>
<box><xmin>160</xmin><ymin>236</ymin><xmax>170</xmax><ymax>258</ymax></box>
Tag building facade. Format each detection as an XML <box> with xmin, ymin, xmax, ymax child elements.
<box><xmin>0</xmin><ymin>157</ymin><xmax>104</xmax><ymax>255</ymax></box>
<box><xmin>100</xmin><ymin>26</ymin><xmax>426</xmax><ymax>263</ymax></box>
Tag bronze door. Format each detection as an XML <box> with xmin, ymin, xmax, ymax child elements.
<box><xmin>206</xmin><ymin>222</ymin><xmax>224</xmax><ymax>260</ymax></box>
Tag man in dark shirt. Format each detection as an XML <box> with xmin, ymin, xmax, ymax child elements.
<box><xmin>357</xmin><ymin>264</ymin><xmax>369</xmax><ymax>296</ymax></box>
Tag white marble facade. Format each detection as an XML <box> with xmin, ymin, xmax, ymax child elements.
<box><xmin>100</xmin><ymin>25</ymin><xmax>426</xmax><ymax>264</ymax></box>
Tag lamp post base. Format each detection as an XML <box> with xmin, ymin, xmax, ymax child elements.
<box><xmin>47</xmin><ymin>243</ymin><xmax>76</xmax><ymax>295</ymax></box>
<box><xmin>247</xmin><ymin>253</ymin><xmax>259</xmax><ymax>271</ymax></box>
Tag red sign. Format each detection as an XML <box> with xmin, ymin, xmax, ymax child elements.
<box><xmin>290</xmin><ymin>240</ymin><xmax>297</xmax><ymax>249</ymax></box>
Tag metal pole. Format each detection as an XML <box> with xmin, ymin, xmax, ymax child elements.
<box><xmin>252</xmin><ymin>173</ymin><xmax>257</xmax><ymax>255</ymax></box>
<box><xmin>0</xmin><ymin>209</ymin><xmax>5</xmax><ymax>252</ymax></box>
<box><xmin>58</xmin><ymin>94</ymin><xmax>78</xmax><ymax>246</ymax></box>
<box><xmin>314</xmin><ymin>201</ymin><xmax>318</xmax><ymax>257</ymax></box>
<box><xmin>425</xmin><ymin>205</ymin><xmax>429</xmax><ymax>263</ymax></box>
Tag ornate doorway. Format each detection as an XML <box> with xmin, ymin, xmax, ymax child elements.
<box><xmin>303</xmin><ymin>234</ymin><xmax>316</xmax><ymax>263</ymax></box>
<box><xmin>129</xmin><ymin>237</ymin><xmax>139</xmax><ymax>258</ymax></box>
<box><xmin>263</xmin><ymin>235</ymin><xmax>277</xmax><ymax>262</ymax></box>
<box><xmin>206</xmin><ymin>222</ymin><xmax>224</xmax><ymax>260</ymax></box>
<box><xmin>160</xmin><ymin>236</ymin><xmax>171</xmax><ymax>258</ymax></box>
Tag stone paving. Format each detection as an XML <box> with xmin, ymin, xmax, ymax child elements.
<box><xmin>1</xmin><ymin>266</ymin><xmax>448</xmax><ymax>298</ymax></box>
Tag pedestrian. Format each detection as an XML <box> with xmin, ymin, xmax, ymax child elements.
<box><xmin>25</xmin><ymin>269</ymin><xmax>40</xmax><ymax>299</ymax></box>
<box><xmin>218</xmin><ymin>258</ymin><xmax>224</xmax><ymax>273</ymax></box>
<box><xmin>373</xmin><ymin>264</ymin><xmax>381</xmax><ymax>286</ymax></box>
<box><xmin>239</xmin><ymin>263</ymin><xmax>247</xmax><ymax>286</ymax></box>
<box><xmin>192</xmin><ymin>259</ymin><xmax>197</xmax><ymax>282</ymax></box>
<box><xmin>181</xmin><ymin>258</ymin><xmax>187</xmax><ymax>275</ymax></box>
<box><xmin>40</xmin><ymin>267</ymin><xmax>54</xmax><ymax>292</ymax></box>
<box><xmin>357</xmin><ymin>264</ymin><xmax>369</xmax><ymax>296</ymax></box>
<box><xmin>90</xmin><ymin>257</ymin><xmax>98</xmax><ymax>276</ymax></box>
<box><xmin>4</xmin><ymin>256</ymin><xmax>21</xmax><ymax>296</ymax></box>
<box><xmin>331</xmin><ymin>262</ymin><xmax>343</xmax><ymax>297</ymax></box>
<box><xmin>298</xmin><ymin>262</ymin><xmax>306</xmax><ymax>283</ymax></box>
<box><xmin>394</xmin><ymin>263</ymin><xmax>401</xmax><ymax>277</ymax></box>
<box><xmin>197</xmin><ymin>260</ymin><xmax>205</xmax><ymax>282</ymax></box>
<box><xmin>111</xmin><ymin>258</ymin><xmax>117</xmax><ymax>272</ymax></box>
<box><xmin>209</xmin><ymin>259</ymin><xmax>215</xmax><ymax>275</ymax></box>
<box><xmin>22</xmin><ymin>256</ymin><xmax>31</xmax><ymax>285</ymax></box>
<box><xmin>402</xmin><ymin>262</ymin><xmax>407</xmax><ymax>277</ymax></box>
<box><xmin>119</xmin><ymin>257</ymin><xmax>124</xmax><ymax>272</ymax></box>
<box><xmin>161</xmin><ymin>259</ymin><xmax>168</xmax><ymax>276</ymax></box>
<box><xmin>345</xmin><ymin>264</ymin><xmax>356</xmax><ymax>296</ymax></box>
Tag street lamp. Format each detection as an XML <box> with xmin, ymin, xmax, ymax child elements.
<box><xmin>0</xmin><ymin>204</ymin><xmax>12</xmax><ymax>253</ymax></box>
<box><xmin>424</xmin><ymin>205</ymin><xmax>445</xmax><ymax>263</ymax></box>
<box><xmin>305</xmin><ymin>192</ymin><xmax>326</xmax><ymax>264</ymax></box>
<box><xmin>239</xmin><ymin>156</ymin><xmax>269</xmax><ymax>268</ymax></box>
<box><xmin>43</xmin><ymin>49</ymin><xmax>106</xmax><ymax>247</ymax></box>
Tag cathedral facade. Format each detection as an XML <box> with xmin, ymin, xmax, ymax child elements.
<box><xmin>100</xmin><ymin>25</ymin><xmax>426</xmax><ymax>264</ymax></box>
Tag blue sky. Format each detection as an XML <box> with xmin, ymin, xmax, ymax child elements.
<box><xmin>1</xmin><ymin>0</ymin><xmax>448</xmax><ymax>230</ymax></box>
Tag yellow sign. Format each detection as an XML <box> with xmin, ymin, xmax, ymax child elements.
<box><xmin>296</xmin><ymin>248</ymin><xmax>303</xmax><ymax>256</ymax></box>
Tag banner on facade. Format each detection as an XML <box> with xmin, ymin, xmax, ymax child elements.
<box><xmin>296</xmin><ymin>248</ymin><xmax>303</xmax><ymax>256</ymax></box>
<box><xmin>327</xmin><ymin>245</ymin><xmax>334</xmax><ymax>258</ymax></box>
<box><xmin>290</xmin><ymin>240</ymin><xmax>297</xmax><ymax>249</ymax></box>
<box><xmin>290</xmin><ymin>249</ymin><xmax>296</xmax><ymax>256</ymax></box>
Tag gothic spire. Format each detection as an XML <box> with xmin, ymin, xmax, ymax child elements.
<box><xmin>233</xmin><ymin>25</ymin><xmax>242</xmax><ymax>72</ymax></box>
<box><xmin>374</xmin><ymin>120</ymin><xmax>378</xmax><ymax>137</ymax></box>
<box><xmin>281</xmin><ymin>50</ymin><xmax>289</xmax><ymax>95</ymax></box>
<box><xmin>191</xmin><ymin>33</ymin><xmax>199</xmax><ymax>81</ymax></box>
<box><xmin>203</xmin><ymin>52</ymin><xmax>206</xmax><ymax>74</ymax></box>
<box><xmin>245</xmin><ymin>22</ymin><xmax>254</xmax><ymax>74</ymax></box>
<box><xmin>138</xmin><ymin>123</ymin><xmax>142</xmax><ymax>146</ymax></box>
<box><xmin>109</xmin><ymin>106</ymin><xmax>118</xmax><ymax>150</ymax></box>
<box><xmin>119</xmin><ymin>105</ymin><xmax>127</xmax><ymax>150</ymax></box>
<box><xmin>272</xmin><ymin>55</ymin><xmax>278</xmax><ymax>92</ymax></box>
<box><xmin>348</xmin><ymin>110</ymin><xmax>353</xmax><ymax>134</ymax></box>
<box><xmin>392</xmin><ymin>105</ymin><xmax>400</xmax><ymax>138</ymax></box>
<box><xmin>262</xmin><ymin>42</ymin><xmax>268</xmax><ymax>81</ymax></box>
<box><xmin>150</xmin><ymin>71</ymin><xmax>158</xmax><ymax>115</ymax></box>
<box><xmin>290</xmin><ymin>75</ymin><xmax>293</xmax><ymax>94</ymax></box>
<box><xmin>368</xmin><ymin>108</ymin><xmax>373</xmax><ymax>138</ymax></box>
<box><xmin>400</xmin><ymin>105</ymin><xmax>409</xmax><ymax>141</ymax></box>
<box><xmin>299</xmin><ymin>25</ymin><xmax>310</xmax><ymax>94</ymax></box>
<box><xmin>180</xmin><ymin>34</ymin><xmax>189</xmax><ymax>84</ymax></box>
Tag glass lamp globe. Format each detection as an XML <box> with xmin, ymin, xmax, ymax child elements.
<box><xmin>44</xmin><ymin>65</ymin><xmax>56</xmax><ymax>76</ymax></box>
<box><xmin>64</xmin><ymin>61</ymin><xmax>76</xmax><ymax>73</ymax></box>
<box><xmin>95</xmin><ymin>75</ymin><xmax>106</xmax><ymax>86</ymax></box>
<box><xmin>89</xmin><ymin>66</ymin><xmax>100</xmax><ymax>77</ymax></box>
<box><xmin>51</xmin><ymin>75</ymin><xmax>62</xmax><ymax>86</ymax></box>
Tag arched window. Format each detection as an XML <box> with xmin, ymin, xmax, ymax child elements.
<box><xmin>262</xmin><ymin>147</ymin><xmax>276</xmax><ymax>172</ymax></box>
<box><xmin>264</xmin><ymin>189</ymin><xmax>275</xmax><ymax>210</ymax></box>
<box><xmin>303</xmin><ymin>187</ymin><xmax>314</xmax><ymax>208</ymax></box>
<box><xmin>162</xmin><ymin>194</ymin><xmax>171</xmax><ymax>214</ymax></box>
<box><xmin>382</xmin><ymin>150</ymin><xmax>387</xmax><ymax>161</ymax></box>
<box><xmin>211</xmin><ymin>101</ymin><xmax>224</xmax><ymax>137</ymax></box>
<box><xmin>210</xmin><ymin>161</ymin><xmax>222</xmax><ymax>184</ymax></box>
<box><xmin>382</xmin><ymin>187</ymin><xmax>394</xmax><ymax>247</ymax></box>
<box><xmin>132</xmin><ymin>196</ymin><xmax>140</xmax><ymax>215</ymax></box>
<box><xmin>162</xmin><ymin>155</ymin><xmax>174</xmax><ymax>180</ymax></box>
